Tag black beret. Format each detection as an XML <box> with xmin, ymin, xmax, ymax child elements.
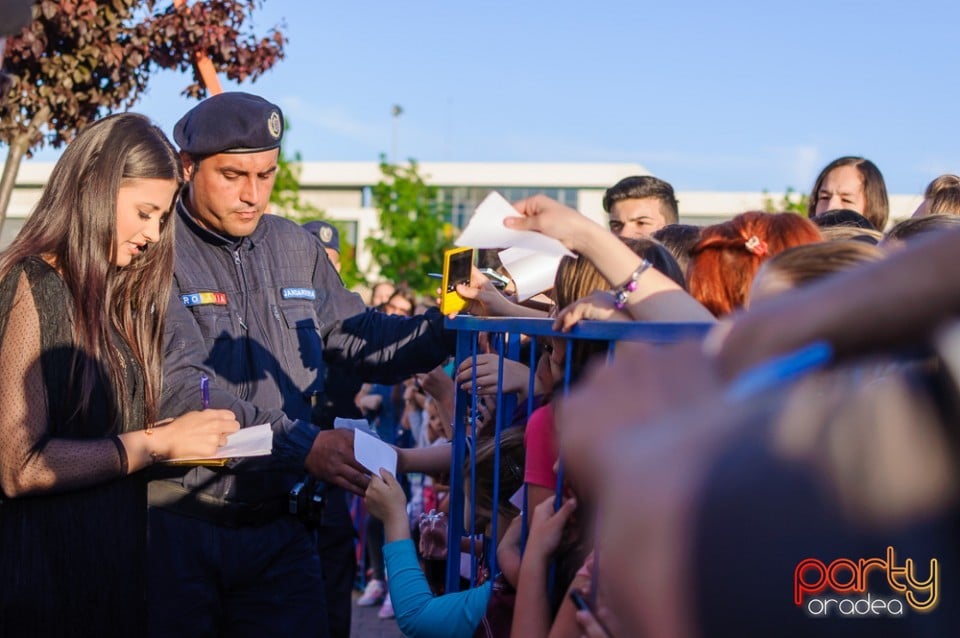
<box><xmin>174</xmin><ymin>92</ymin><xmax>283</xmax><ymax>156</ymax></box>
<box><xmin>0</xmin><ymin>0</ymin><xmax>33</xmax><ymax>36</ymax></box>
<box><xmin>302</xmin><ymin>220</ymin><xmax>340</xmax><ymax>253</ymax></box>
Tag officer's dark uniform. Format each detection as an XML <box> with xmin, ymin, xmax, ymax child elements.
<box><xmin>148</xmin><ymin>92</ymin><xmax>453</xmax><ymax>638</ymax></box>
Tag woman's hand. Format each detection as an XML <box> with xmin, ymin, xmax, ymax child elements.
<box><xmin>419</xmin><ymin>365</ymin><xmax>454</xmax><ymax>405</ymax></box>
<box><xmin>364</xmin><ymin>469</ymin><xmax>411</xmax><ymax>541</ymax></box>
<box><xmin>455</xmin><ymin>266</ymin><xmax>518</xmax><ymax>317</ymax></box>
<box><xmin>149</xmin><ymin>409</ymin><xmax>240</xmax><ymax>461</ymax></box>
<box><xmin>525</xmin><ymin>495</ymin><xmax>577</xmax><ymax>561</ymax></box>
<box><xmin>504</xmin><ymin>195</ymin><xmax>598</xmax><ymax>253</ymax></box>
<box><xmin>553</xmin><ymin>290</ymin><xmax>632</xmax><ymax>332</ymax></box>
<box><xmin>455</xmin><ymin>354</ymin><xmax>534</xmax><ymax>399</ymax></box>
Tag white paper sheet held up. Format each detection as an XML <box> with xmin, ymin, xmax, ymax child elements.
<box><xmin>165</xmin><ymin>423</ymin><xmax>273</xmax><ymax>462</ymax></box>
<box><xmin>455</xmin><ymin>191</ymin><xmax>574</xmax><ymax>258</ymax></box>
<box><xmin>498</xmin><ymin>246</ymin><xmax>565</xmax><ymax>301</ymax></box>
<box><xmin>354</xmin><ymin>428</ymin><xmax>398</xmax><ymax>477</ymax></box>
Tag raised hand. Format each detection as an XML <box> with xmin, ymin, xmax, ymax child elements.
<box><xmin>525</xmin><ymin>495</ymin><xmax>578</xmax><ymax>560</ymax></box>
<box><xmin>418</xmin><ymin>509</ymin><xmax>449</xmax><ymax>559</ymax></box>
<box><xmin>505</xmin><ymin>195</ymin><xmax>597</xmax><ymax>253</ymax></box>
<box><xmin>364</xmin><ymin>469</ymin><xmax>410</xmax><ymax>541</ymax></box>
<box><xmin>455</xmin><ymin>353</ymin><xmax>534</xmax><ymax>398</ymax></box>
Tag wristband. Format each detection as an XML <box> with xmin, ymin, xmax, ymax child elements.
<box><xmin>610</xmin><ymin>259</ymin><xmax>652</xmax><ymax>310</ymax></box>
<box><xmin>110</xmin><ymin>435</ymin><xmax>129</xmax><ymax>476</ymax></box>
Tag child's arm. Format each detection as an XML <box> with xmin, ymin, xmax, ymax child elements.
<box><xmin>397</xmin><ymin>442</ymin><xmax>453</xmax><ymax>476</ymax></box>
<box><xmin>511</xmin><ymin>495</ymin><xmax>578</xmax><ymax>638</ymax></box>
<box><xmin>365</xmin><ymin>470</ymin><xmax>492</xmax><ymax>638</ymax></box>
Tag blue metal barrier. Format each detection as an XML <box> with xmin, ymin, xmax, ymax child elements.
<box><xmin>442</xmin><ymin>316</ymin><xmax>713</xmax><ymax>594</ymax></box>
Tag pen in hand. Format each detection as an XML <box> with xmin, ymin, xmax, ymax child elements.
<box><xmin>200</xmin><ymin>373</ymin><xmax>210</xmax><ymax>409</ymax></box>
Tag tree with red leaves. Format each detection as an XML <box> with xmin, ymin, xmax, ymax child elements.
<box><xmin>0</xmin><ymin>0</ymin><xmax>286</xmax><ymax>230</ymax></box>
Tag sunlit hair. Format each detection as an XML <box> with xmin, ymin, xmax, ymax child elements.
<box><xmin>0</xmin><ymin>113</ymin><xmax>181</xmax><ymax>431</ymax></box>
<box><xmin>688</xmin><ymin>211</ymin><xmax>821</xmax><ymax>317</ymax></box>
<box><xmin>818</xmin><ymin>225</ymin><xmax>883</xmax><ymax>245</ymax></box>
<box><xmin>755</xmin><ymin>241</ymin><xmax>884</xmax><ymax>294</ymax></box>
<box><xmin>882</xmin><ymin>214</ymin><xmax>960</xmax><ymax>246</ymax></box>
<box><xmin>807</xmin><ymin>157</ymin><xmax>889</xmax><ymax>230</ymax></box>
<box><xmin>928</xmin><ymin>185</ymin><xmax>960</xmax><ymax>217</ymax></box>
<box><xmin>924</xmin><ymin>174</ymin><xmax>960</xmax><ymax>199</ymax></box>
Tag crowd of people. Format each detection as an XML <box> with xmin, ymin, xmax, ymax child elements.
<box><xmin>3</xmin><ymin>2</ymin><xmax>960</xmax><ymax>637</ymax></box>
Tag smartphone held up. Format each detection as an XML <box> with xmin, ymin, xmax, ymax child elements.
<box><xmin>440</xmin><ymin>247</ymin><xmax>474</xmax><ymax>315</ymax></box>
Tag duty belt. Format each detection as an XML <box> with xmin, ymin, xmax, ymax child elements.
<box><xmin>148</xmin><ymin>481</ymin><xmax>288</xmax><ymax>528</ymax></box>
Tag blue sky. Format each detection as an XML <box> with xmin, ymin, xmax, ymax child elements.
<box><xmin>29</xmin><ymin>0</ymin><xmax>960</xmax><ymax>194</ymax></box>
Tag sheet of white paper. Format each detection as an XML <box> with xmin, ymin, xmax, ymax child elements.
<box><xmin>498</xmin><ymin>246</ymin><xmax>565</xmax><ymax>301</ymax></box>
<box><xmin>455</xmin><ymin>191</ymin><xmax>575</xmax><ymax>258</ymax></box>
<box><xmin>354</xmin><ymin>428</ymin><xmax>398</xmax><ymax>477</ymax></box>
<box><xmin>166</xmin><ymin>423</ymin><xmax>273</xmax><ymax>462</ymax></box>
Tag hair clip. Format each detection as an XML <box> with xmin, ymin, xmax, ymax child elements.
<box><xmin>745</xmin><ymin>235</ymin><xmax>768</xmax><ymax>257</ymax></box>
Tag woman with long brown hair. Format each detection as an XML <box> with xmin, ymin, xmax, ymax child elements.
<box><xmin>0</xmin><ymin>113</ymin><xmax>239</xmax><ymax>637</ymax></box>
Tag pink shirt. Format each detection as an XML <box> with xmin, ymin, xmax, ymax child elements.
<box><xmin>523</xmin><ymin>404</ymin><xmax>558</xmax><ymax>489</ymax></box>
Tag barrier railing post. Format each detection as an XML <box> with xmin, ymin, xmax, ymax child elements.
<box><xmin>442</xmin><ymin>317</ymin><xmax>714</xmax><ymax>595</ymax></box>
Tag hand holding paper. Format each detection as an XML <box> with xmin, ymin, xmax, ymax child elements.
<box><xmin>353</xmin><ymin>428</ymin><xmax>398</xmax><ymax>476</ymax></box>
<box><xmin>165</xmin><ymin>423</ymin><xmax>273</xmax><ymax>464</ymax></box>
<box><xmin>455</xmin><ymin>191</ymin><xmax>575</xmax><ymax>258</ymax></box>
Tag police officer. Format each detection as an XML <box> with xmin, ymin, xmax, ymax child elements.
<box><xmin>303</xmin><ymin>220</ymin><xmax>341</xmax><ymax>272</ymax></box>
<box><xmin>150</xmin><ymin>92</ymin><xmax>453</xmax><ymax>637</ymax></box>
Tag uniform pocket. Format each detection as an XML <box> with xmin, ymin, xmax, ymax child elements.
<box><xmin>280</xmin><ymin>304</ymin><xmax>322</xmax><ymax>332</ymax></box>
<box><xmin>193</xmin><ymin>307</ymin><xmax>235</xmax><ymax>341</ymax></box>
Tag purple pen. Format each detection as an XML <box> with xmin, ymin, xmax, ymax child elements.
<box><xmin>200</xmin><ymin>373</ymin><xmax>210</xmax><ymax>409</ymax></box>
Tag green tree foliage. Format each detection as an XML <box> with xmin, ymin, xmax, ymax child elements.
<box><xmin>0</xmin><ymin>0</ymin><xmax>286</xmax><ymax>230</ymax></box>
<box><xmin>270</xmin><ymin>143</ymin><xmax>362</xmax><ymax>289</ymax></box>
<box><xmin>762</xmin><ymin>187</ymin><xmax>809</xmax><ymax>215</ymax></box>
<box><xmin>368</xmin><ymin>156</ymin><xmax>454</xmax><ymax>295</ymax></box>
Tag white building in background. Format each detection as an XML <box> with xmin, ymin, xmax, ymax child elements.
<box><xmin>4</xmin><ymin>161</ymin><xmax>923</xmax><ymax>274</ymax></box>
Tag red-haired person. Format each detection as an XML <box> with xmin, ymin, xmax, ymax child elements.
<box><xmin>687</xmin><ymin>212</ymin><xmax>821</xmax><ymax>317</ymax></box>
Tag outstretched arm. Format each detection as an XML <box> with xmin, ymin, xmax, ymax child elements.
<box><xmin>366</xmin><ymin>470</ymin><xmax>491</xmax><ymax>638</ymax></box>
<box><xmin>506</xmin><ymin>195</ymin><xmax>715</xmax><ymax>324</ymax></box>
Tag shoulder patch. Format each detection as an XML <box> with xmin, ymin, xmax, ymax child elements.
<box><xmin>281</xmin><ymin>287</ymin><xmax>317</xmax><ymax>300</ymax></box>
